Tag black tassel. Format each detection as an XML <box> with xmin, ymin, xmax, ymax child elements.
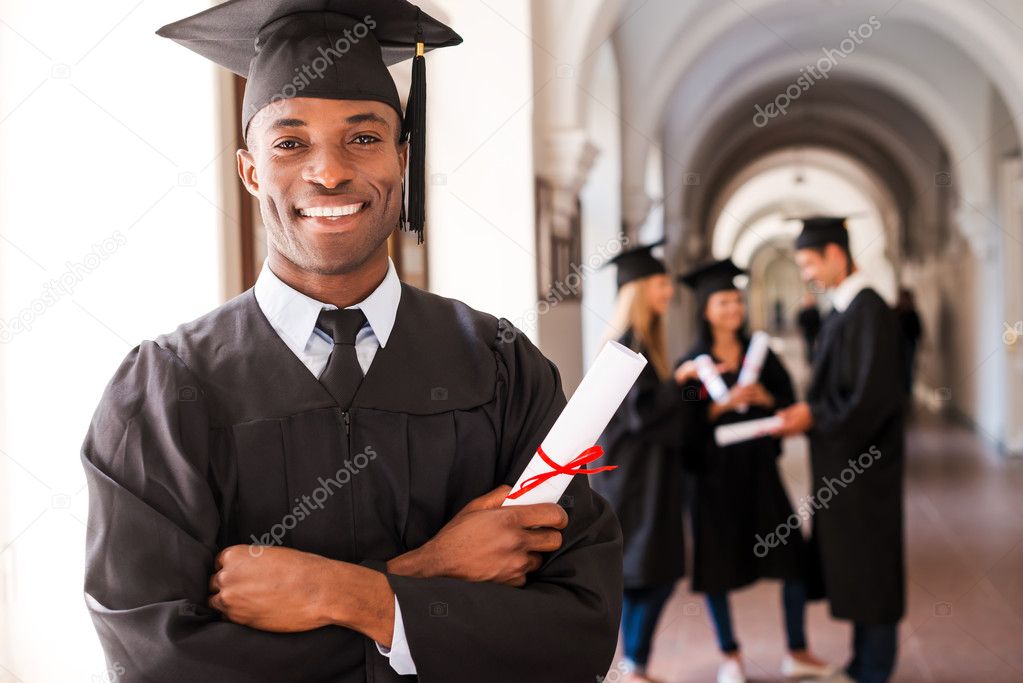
<box><xmin>402</xmin><ymin>15</ymin><xmax>426</xmax><ymax>244</ymax></box>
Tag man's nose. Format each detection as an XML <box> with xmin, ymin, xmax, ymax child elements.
<box><xmin>302</xmin><ymin>145</ymin><xmax>355</xmax><ymax>188</ymax></box>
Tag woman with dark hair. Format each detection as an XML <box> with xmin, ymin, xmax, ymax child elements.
<box><xmin>591</xmin><ymin>242</ymin><xmax>702</xmax><ymax>683</ymax></box>
<box><xmin>676</xmin><ymin>260</ymin><xmax>832</xmax><ymax>683</ymax></box>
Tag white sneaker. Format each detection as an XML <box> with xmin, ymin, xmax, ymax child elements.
<box><xmin>717</xmin><ymin>658</ymin><xmax>747</xmax><ymax>683</ymax></box>
<box><xmin>781</xmin><ymin>653</ymin><xmax>837</xmax><ymax>679</ymax></box>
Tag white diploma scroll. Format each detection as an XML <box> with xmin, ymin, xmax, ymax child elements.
<box><xmin>735</xmin><ymin>331</ymin><xmax>770</xmax><ymax>413</ymax></box>
<box><xmin>694</xmin><ymin>354</ymin><xmax>730</xmax><ymax>405</ymax></box>
<box><xmin>503</xmin><ymin>340</ymin><xmax>648</xmax><ymax>506</ymax></box>
<box><xmin>714</xmin><ymin>415</ymin><xmax>783</xmax><ymax>446</ymax></box>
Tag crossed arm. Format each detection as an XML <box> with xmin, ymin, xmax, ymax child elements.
<box><xmin>207</xmin><ymin>484</ymin><xmax>569</xmax><ymax>646</ymax></box>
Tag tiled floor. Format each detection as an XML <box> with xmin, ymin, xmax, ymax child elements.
<box><xmin>605</xmin><ymin>339</ymin><xmax>1023</xmax><ymax>682</ymax></box>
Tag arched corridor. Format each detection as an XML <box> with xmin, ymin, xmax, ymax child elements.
<box><xmin>536</xmin><ymin>0</ymin><xmax>1023</xmax><ymax>679</ymax></box>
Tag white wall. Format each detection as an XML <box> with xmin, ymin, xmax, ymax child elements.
<box><xmin>421</xmin><ymin>0</ymin><xmax>539</xmax><ymax>331</ymax></box>
<box><xmin>0</xmin><ymin>1</ymin><xmax>222</xmax><ymax>680</ymax></box>
<box><xmin>580</xmin><ymin>43</ymin><xmax>623</xmax><ymax>367</ymax></box>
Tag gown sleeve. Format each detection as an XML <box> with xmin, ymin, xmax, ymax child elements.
<box><xmin>761</xmin><ymin>349</ymin><xmax>796</xmax><ymax>410</ymax></box>
<box><xmin>809</xmin><ymin>300</ymin><xmax>903</xmax><ymax>439</ymax></box>
<box><xmin>673</xmin><ymin>353</ymin><xmax>712</xmax><ymax>474</ymax></box>
<box><xmin>385</xmin><ymin>320</ymin><xmax>624</xmax><ymax>683</ymax></box>
<box><xmin>81</xmin><ymin>341</ymin><xmax>370</xmax><ymax>682</ymax></box>
<box><xmin>620</xmin><ymin>359</ymin><xmax>685</xmax><ymax>446</ymax></box>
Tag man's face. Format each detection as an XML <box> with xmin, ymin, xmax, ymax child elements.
<box><xmin>237</xmin><ymin>97</ymin><xmax>407</xmax><ymax>276</ymax></box>
<box><xmin>795</xmin><ymin>244</ymin><xmax>845</xmax><ymax>290</ymax></box>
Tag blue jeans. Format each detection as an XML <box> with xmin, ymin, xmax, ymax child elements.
<box><xmin>621</xmin><ymin>583</ymin><xmax>675</xmax><ymax>668</ymax></box>
<box><xmin>847</xmin><ymin>622</ymin><xmax>898</xmax><ymax>683</ymax></box>
<box><xmin>705</xmin><ymin>579</ymin><xmax>809</xmax><ymax>653</ymax></box>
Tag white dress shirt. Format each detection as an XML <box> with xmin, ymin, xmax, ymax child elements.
<box><xmin>253</xmin><ymin>256</ymin><xmax>417</xmax><ymax>676</ymax></box>
<box><xmin>830</xmin><ymin>269</ymin><xmax>870</xmax><ymax>313</ymax></box>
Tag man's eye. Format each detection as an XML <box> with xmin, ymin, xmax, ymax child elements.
<box><xmin>274</xmin><ymin>140</ymin><xmax>303</xmax><ymax>150</ymax></box>
<box><xmin>352</xmin><ymin>134</ymin><xmax>380</xmax><ymax>145</ymax></box>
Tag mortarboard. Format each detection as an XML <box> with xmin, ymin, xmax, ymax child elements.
<box><xmin>606</xmin><ymin>239</ymin><xmax>667</xmax><ymax>289</ymax></box>
<box><xmin>677</xmin><ymin>259</ymin><xmax>746</xmax><ymax>303</ymax></box>
<box><xmin>156</xmin><ymin>0</ymin><xmax>463</xmax><ymax>243</ymax></box>
<box><xmin>794</xmin><ymin>216</ymin><xmax>850</xmax><ymax>251</ymax></box>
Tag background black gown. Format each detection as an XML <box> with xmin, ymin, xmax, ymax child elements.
<box><xmin>81</xmin><ymin>283</ymin><xmax>624</xmax><ymax>683</ymax></box>
<box><xmin>677</xmin><ymin>338</ymin><xmax>811</xmax><ymax>594</ymax></box>
<box><xmin>590</xmin><ymin>329</ymin><xmax>687</xmax><ymax>589</ymax></box>
<box><xmin>806</xmin><ymin>288</ymin><xmax>906</xmax><ymax>625</ymax></box>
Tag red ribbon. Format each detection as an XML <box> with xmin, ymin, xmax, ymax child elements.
<box><xmin>506</xmin><ymin>444</ymin><xmax>617</xmax><ymax>500</ymax></box>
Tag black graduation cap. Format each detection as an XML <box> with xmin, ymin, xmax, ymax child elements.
<box><xmin>156</xmin><ymin>0</ymin><xmax>463</xmax><ymax>243</ymax></box>
<box><xmin>606</xmin><ymin>239</ymin><xmax>667</xmax><ymax>289</ymax></box>
<box><xmin>677</xmin><ymin>259</ymin><xmax>745</xmax><ymax>303</ymax></box>
<box><xmin>794</xmin><ymin>216</ymin><xmax>850</xmax><ymax>251</ymax></box>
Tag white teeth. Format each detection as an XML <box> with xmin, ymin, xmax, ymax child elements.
<box><xmin>298</xmin><ymin>203</ymin><xmax>364</xmax><ymax>217</ymax></box>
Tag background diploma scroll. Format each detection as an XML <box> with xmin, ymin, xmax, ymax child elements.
<box><xmin>503</xmin><ymin>340</ymin><xmax>648</xmax><ymax>506</ymax></box>
<box><xmin>714</xmin><ymin>415</ymin><xmax>784</xmax><ymax>446</ymax></box>
<box><xmin>694</xmin><ymin>354</ymin><xmax>730</xmax><ymax>405</ymax></box>
<box><xmin>734</xmin><ymin>330</ymin><xmax>771</xmax><ymax>413</ymax></box>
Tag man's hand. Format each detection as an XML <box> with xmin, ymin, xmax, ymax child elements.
<box><xmin>208</xmin><ymin>545</ymin><xmax>395</xmax><ymax>645</ymax></box>
<box><xmin>387</xmin><ymin>484</ymin><xmax>568</xmax><ymax>587</ymax></box>
<box><xmin>772</xmin><ymin>401</ymin><xmax>814</xmax><ymax>436</ymax></box>
<box><xmin>209</xmin><ymin>545</ymin><xmax>338</xmax><ymax>632</ymax></box>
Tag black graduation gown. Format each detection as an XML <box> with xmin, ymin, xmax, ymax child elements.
<box><xmin>677</xmin><ymin>339</ymin><xmax>809</xmax><ymax>594</ymax></box>
<box><xmin>806</xmin><ymin>288</ymin><xmax>906</xmax><ymax>624</ymax></box>
<box><xmin>80</xmin><ymin>283</ymin><xmax>624</xmax><ymax>683</ymax></box>
<box><xmin>590</xmin><ymin>330</ymin><xmax>686</xmax><ymax>589</ymax></box>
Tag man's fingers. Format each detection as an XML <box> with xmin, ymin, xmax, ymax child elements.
<box><xmin>215</xmin><ymin>544</ymin><xmax>246</xmax><ymax>570</ymax></box>
<box><xmin>524</xmin><ymin>528</ymin><xmax>563</xmax><ymax>553</ymax></box>
<box><xmin>525</xmin><ymin>551</ymin><xmax>544</xmax><ymax>574</ymax></box>
<box><xmin>513</xmin><ymin>502</ymin><xmax>569</xmax><ymax>530</ymax></box>
<box><xmin>461</xmin><ymin>484</ymin><xmax>513</xmax><ymax>514</ymax></box>
<box><xmin>208</xmin><ymin>571</ymin><xmax>222</xmax><ymax>594</ymax></box>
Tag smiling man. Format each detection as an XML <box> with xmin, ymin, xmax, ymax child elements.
<box><xmin>79</xmin><ymin>1</ymin><xmax>623</xmax><ymax>682</ymax></box>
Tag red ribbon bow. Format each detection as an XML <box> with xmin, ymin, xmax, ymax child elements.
<box><xmin>505</xmin><ymin>444</ymin><xmax>617</xmax><ymax>500</ymax></box>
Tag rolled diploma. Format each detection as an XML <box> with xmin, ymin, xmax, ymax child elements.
<box><xmin>695</xmin><ymin>354</ymin><xmax>730</xmax><ymax>405</ymax></box>
<box><xmin>735</xmin><ymin>331</ymin><xmax>770</xmax><ymax>413</ymax></box>
<box><xmin>714</xmin><ymin>415</ymin><xmax>783</xmax><ymax>446</ymax></box>
<box><xmin>503</xmin><ymin>340</ymin><xmax>647</xmax><ymax>506</ymax></box>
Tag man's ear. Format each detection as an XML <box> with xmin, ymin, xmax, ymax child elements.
<box><xmin>236</xmin><ymin>148</ymin><xmax>259</xmax><ymax>197</ymax></box>
<box><xmin>825</xmin><ymin>242</ymin><xmax>849</xmax><ymax>275</ymax></box>
<box><xmin>397</xmin><ymin>138</ymin><xmax>409</xmax><ymax>177</ymax></box>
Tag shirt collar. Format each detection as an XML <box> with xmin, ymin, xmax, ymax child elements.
<box><xmin>253</xmin><ymin>257</ymin><xmax>401</xmax><ymax>349</ymax></box>
<box><xmin>830</xmin><ymin>269</ymin><xmax>869</xmax><ymax>313</ymax></box>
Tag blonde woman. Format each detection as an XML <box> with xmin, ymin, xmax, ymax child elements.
<box><xmin>592</xmin><ymin>242</ymin><xmax>700</xmax><ymax>683</ymax></box>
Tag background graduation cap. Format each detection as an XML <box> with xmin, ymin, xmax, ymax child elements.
<box><xmin>156</xmin><ymin>0</ymin><xmax>463</xmax><ymax>243</ymax></box>
<box><xmin>794</xmin><ymin>216</ymin><xmax>850</xmax><ymax>250</ymax></box>
<box><xmin>677</xmin><ymin>258</ymin><xmax>746</xmax><ymax>307</ymax></box>
<box><xmin>782</xmin><ymin>214</ymin><xmax>857</xmax><ymax>251</ymax></box>
<box><xmin>606</xmin><ymin>239</ymin><xmax>668</xmax><ymax>289</ymax></box>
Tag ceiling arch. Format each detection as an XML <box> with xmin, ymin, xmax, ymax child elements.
<box><xmin>613</xmin><ymin>0</ymin><xmax>1023</xmax><ymax>232</ymax></box>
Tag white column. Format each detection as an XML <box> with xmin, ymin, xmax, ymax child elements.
<box><xmin>998</xmin><ymin>157</ymin><xmax>1023</xmax><ymax>455</ymax></box>
<box><xmin>422</xmin><ymin>0</ymin><xmax>538</xmax><ymax>331</ymax></box>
